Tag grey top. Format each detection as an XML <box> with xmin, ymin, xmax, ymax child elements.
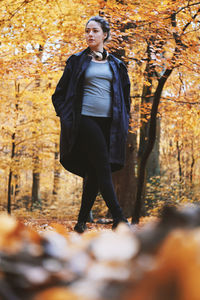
<box><xmin>81</xmin><ymin>61</ymin><xmax>113</xmax><ymax>117</ymax></box>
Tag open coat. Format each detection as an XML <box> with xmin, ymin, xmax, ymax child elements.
<box><xmin>52</xmin><ymin>47</ymin><xmax>130</xmax><ymax>178</ymax></box>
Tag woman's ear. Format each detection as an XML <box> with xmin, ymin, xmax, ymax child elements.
<box><xmin>103</xmin><ymin>32</ymin><xmax>108</xmax><ymax>41</ymax></box>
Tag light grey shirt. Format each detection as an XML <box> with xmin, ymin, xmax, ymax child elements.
<box><xmin>81</xmin><ymin>61</ymin><xmax>113</xmax><ymax>117</ymax></box>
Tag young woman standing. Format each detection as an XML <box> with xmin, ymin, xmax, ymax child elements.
<box><xmin>52</xmin><ymin>16</ymin><xmax>130</xmax><ymax>233</ymax></box>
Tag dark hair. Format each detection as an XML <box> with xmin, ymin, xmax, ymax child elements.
<box><xmin>86</xmin><ymin>16</ymin><xmax>110</xmax><ymax>42</ymax></box>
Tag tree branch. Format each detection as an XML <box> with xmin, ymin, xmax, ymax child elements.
<box><xmin>130</xmin><ymin>2</ymin><xmax>200</xmax><ymax>29</ymax></box>
<box><xmin>0</xmin><ymin>0</ymin><xmax>34</xmax><ymax>26</ymax></box>
<box><xmin>181</xmin><ymin>7</ymin><xmax>200</xmax><ymax>33</ymax></box>
<box><xmin>161</xmin><ymin>97</ymin><xmax>200</xmax><ymax>105</ymax></box>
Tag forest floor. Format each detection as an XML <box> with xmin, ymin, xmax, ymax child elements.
<box><xmin>1</xmin><ymin>207</ymin><xmax>200</xmax><ymax>300</ymax></box>
<box><xmin>17</xmin><ymin>216</ymin><xmax>157</xmax><ymax>234</ymax></box>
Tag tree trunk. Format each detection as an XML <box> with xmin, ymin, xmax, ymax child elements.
<box><xmin>176</xmin><ymin>140</ymin><xmax>182</xmax><ymax>183</ymax></box>
<box><xmin>132</xmin><ymin>68</ymin><xmax>173</xmax><ymax>224</ymax></box>
<box><xmin>7</xmin><ymin>81</ymin><xmax>20</xmax><ymax>214</ymax></box>
<box><xmin>146</xmin><ymin>118</ymin><xmax>161</xmax><ymax>180</ymax></box>
<box><xmin>113</xmin><ymin>130</ymin><xmax>137</xmax><ymax>217</ymax></box>
<box><xmin>7</xmin><ymin>170</ymin><xmax>13</xmax><ymax>214</ymax></box>
<box><xmin>190</xmin><ymin>141</ymin><xmax>195</xmax><ymax>184</ymax></box>
<box><xmin>106</xmin><ymin>33</ymin><xmax>138</xmax><ymax>218</ymax></box>
<box><xmin>31</xmin><ymin>157</ymin><xmax>41</xmax><ymax>207</ymax></box>
<box><xmin>31</xmin><ymin>48</ymin><xmax>43</xmax><ymax>209</ymax></box>
<box><xmin>135</xmin><ymin>43</ymin><xmax>155</xmax><ymax>216</ymax></box>
<box><xmin>52</xmin><ymin>142</ymin><xmax>61</xmax><ymax>195</ymax></box>
<box><xmin>7</xmin><ymin>133</ymin><xmax>16</xmax><ymax>214</ymax></box>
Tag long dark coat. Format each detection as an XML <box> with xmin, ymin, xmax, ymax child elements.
<box><xmin>52</xmin><ymin>47</ymin><xmax>130</xmax><ymax>178</ymax></box>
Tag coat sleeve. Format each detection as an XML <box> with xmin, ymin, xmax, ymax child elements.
<box><xmin>52</xmin><ymin>55</ymin><xmax>74</xmax><ymax>117</ymax></box>
<box><xmin>120</xmin><ymin>63</ymin><xmax>131</xmax><ymax>115</ymax></box>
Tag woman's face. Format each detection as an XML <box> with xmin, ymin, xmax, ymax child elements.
<box><xmin>85</xmin><ymin>21</ymin><xmax>107</xmax><ymax>51</ymax></box>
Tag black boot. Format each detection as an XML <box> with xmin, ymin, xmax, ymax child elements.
<box><xmin>112</xmin><ymin>217</ymin><xmax>129</xmax><ymax>230</ymax></box>
<box><xmin>74</xmin><ymin>222</ymin><xmax>87</xmax><ymax>234</ymax></box>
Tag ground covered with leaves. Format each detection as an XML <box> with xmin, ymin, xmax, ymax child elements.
<box><xmin>1</xmin><ymin>206</ymin><xmax>200</xmax><ymax>300</ymax></box>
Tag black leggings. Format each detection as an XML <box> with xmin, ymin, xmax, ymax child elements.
<box><xmin>76</xmin><ymin>115</ymin><xmax>123</xmax><ymax>222</ymax></box>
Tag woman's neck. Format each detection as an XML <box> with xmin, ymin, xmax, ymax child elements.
<box><xmin>91</xmin><ymin>57</ymin><xmax>108</xmax><ymax>63</ymax></box>
<box><xmin>90</xmin><ymin>47</ymin><xmax>104</xmax><ymax>53</ymax></box>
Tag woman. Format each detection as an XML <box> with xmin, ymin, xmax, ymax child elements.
<box><xmin>52</xmin><ymin>16</ymin><xmax>130</xmax><ymax>233</ymax></box>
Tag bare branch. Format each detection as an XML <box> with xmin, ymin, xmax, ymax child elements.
<box><xmin>15</xmin><ymin>132</ymin><xmax>58</xmax><ymax>147</ymax></box>
<box><xmin>0</xmin><ymin>0</ymin><xmax>34</xmax><ymax>26</ymax></box>
<box><xmin>131</xmin><ymin>2</ymin><xmax>200</xmax><ymax>29</ymax></box>
<box><xmin>161</xmin><ymin>96</ymin><xmax>200</xmax><ymax>105</ymax></box>
<box><xmin>176</xmin><ymin>1</ymin><xmax>200</xmax><ymax>16</ymax></box>
<box><xmin>181</xmin><ymin>7</ymin><xmax>200</xmax><ymax>33</ymax></box>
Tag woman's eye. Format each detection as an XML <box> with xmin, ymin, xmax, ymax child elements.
<box><xmin>85</xmin><ymin>29</ymin><xmax>99</xmax><ymax>34</ymax></box>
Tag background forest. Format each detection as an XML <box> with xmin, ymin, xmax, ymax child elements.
<box><xmin>1</xmin><ymin>0</ymin><xmax>200</xmax><ymax>221</ymax></box>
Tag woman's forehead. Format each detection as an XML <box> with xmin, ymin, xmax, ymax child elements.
<box><xmin>86</xmin><ymin>21</ymin><xmax>101</xmax><ymax>29</ymax></box>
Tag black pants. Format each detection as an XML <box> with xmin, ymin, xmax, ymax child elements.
<box><xmin>76</xmin><ymin>115</ymin><xmax>123</xmax><ymax>222</ymax></box>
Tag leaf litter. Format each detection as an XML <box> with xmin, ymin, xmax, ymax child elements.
<box><xmin>1</xmin><ymin>205</ymin><xmax>200</xmax><ymax>300</ymax></box>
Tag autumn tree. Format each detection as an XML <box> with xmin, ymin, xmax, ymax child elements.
<box><xmin>0</xmin><ymin>0</ymin><xmax>97</xmax><ymax>213</ymax></box>
<box><xmin>99</xmin><ymin>0</ymin><xmax>200</xmax><ymax>222</ymax></box>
